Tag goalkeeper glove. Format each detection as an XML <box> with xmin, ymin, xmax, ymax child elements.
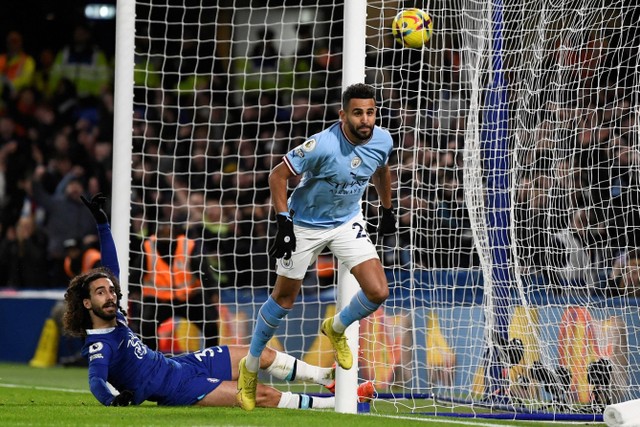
<box><xmin>269</xmin><ymin>212</ymin><xmax>296</xmax><ymax>260</ymax></box>
<box><xmin>111</xmin><ymin>390</ymin><xmax>133</xmax><ymax>407</ymax></box>
<box><xmin>378</xmin><ymin>206</ymin><xmax>397</xmax><ymax>236</ymax></box>
<box><xmin>80</xmin><ymin>193</ymin><xmax>109</xmax><ymax>224</ymax></box>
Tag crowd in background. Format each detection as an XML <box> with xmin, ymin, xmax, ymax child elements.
<box><xmin>0</xmin><ymin>16</ymin><xmax>639</xmax><ymax>303</ymax></box>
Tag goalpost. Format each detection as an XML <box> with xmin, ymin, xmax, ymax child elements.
<box><xmin>112</xmin><ymin>0</ymin><xmax>640</xmax><ymax>420</ymax></box>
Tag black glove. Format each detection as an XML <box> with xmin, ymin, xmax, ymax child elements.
<box><xmin>269</xmin><ymin>213</ymin><xmax>296</xmax><ymax>260</ymax></box>
<box><xmin>378</xmin><ymin>206</ymin><xmax>397</xmax><ymax>236</ymax></box>
<box><xmin>111</xmin><ymin>390</ymin><xmax>134</xmax><ymax>407</ymax></box>
<box><xmin>80</xmin><ymin>193</ymin><xmax>108</xmax><ymax>224</ymax></box>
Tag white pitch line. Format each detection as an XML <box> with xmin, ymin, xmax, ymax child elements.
<box><xmin>355</xmin><ymin>413</ymin><xmax>521</xmax><ymax>427</ymax></box>
<box><xmin>0</xmin><ymin>383</ymin><xmax>89</xmax><ymax>394</ymax></box>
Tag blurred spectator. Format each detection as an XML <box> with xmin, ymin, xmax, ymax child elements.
<box><xmin>47</xmin><ymin>23</ymin><xmax>111</xmax><ymax>108</ymax></box>
<box><xmin>548</xmin><ymin>207</ymin><xmax>607</xmax><ymax>295</ymax></box>
<box><xmin>0</xmin><ymin>31</ymin><xmax>36</xmax><ymax>108</ymax></box>
<box><xmin>29</xmin><ymin>167</ymin><xmax>96</xmax><ymax>285</ymax></box>
<box><xmin>609</xmin><ymin>249</ymin><xmax>640</xmax><ymax>298</ymax></box>
<box><xmin>0</xmin><ymin>215</ymin><xmax>49</xmax><ymax>287</ymax></box>
<box><xmin>137</xmin><ymin>220</ymin><xmax>218</xmax><ymax>351</ymax></box>
<box><xmin>234</xmin><ymin>27</ymin><xmax>293</xmax><ymax>107</ymax></box>
<box><xmin>32</xmin><ymin>48</ymin><xmax>56</xmax><ymax>96</ymax></box>
<box><xmin>62</xmin><ymin>234</ymin><xmax>101</xmax><ymax>279</ymax></box>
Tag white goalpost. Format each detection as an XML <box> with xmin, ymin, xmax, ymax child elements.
<box><xmin>112</xmin><ymin>0</ymin><xmax>640</xmax><ymax>420</ymax></box>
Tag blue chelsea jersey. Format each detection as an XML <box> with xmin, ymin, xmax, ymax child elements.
<box><xmin>83</xmin><ymin>312</ymin><xmax>182</xmax><ymax>405</ymax></box>
<box><xmin>283</xmin><ymin>122</ymin><xmax>393</xmax><ymax>228</ymax></box>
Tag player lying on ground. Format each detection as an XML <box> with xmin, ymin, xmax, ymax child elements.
<box><xmin>62</xmin><ymin>193</ymin><xmax>374</xmax><ymax>408</ymax></box>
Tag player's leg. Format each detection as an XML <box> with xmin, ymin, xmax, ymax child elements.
<box><xmin>323</xmin><ymin>215</ymin><xmax>389</xmax><ymax>369</ymax></box>
<box><xmin>199</xmin><ymin>381</ymin><xmax>334</xmax><ymax>409</ymax></box>
<box><xmin>239</xmin><ymin>230</ymin><xmax>320</xmax><ymax>410</ymax></box>
<box><xmin>229</xmin><ymin>345</ymin><xmax>334</xmax><ymax>386</ymax></box>
<box><xmin>241</xmin><ymin>276</ymin><xmax>303</xmax><ymax>368</ymax></box>
<box><xmin>238</xmin><ymin>276</ymin><xmax>304</xmax><ymax>410</ymax></box>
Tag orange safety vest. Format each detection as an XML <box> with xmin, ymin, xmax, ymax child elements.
<box><xmin>142</xmin><ymin>235</ymin><xmax>201</xmax><ymax>302</ymax></box>
<box><xmin>64</xmin><ymin>248</ymin><xmax>101</xmax><ymax>278</ymax></box>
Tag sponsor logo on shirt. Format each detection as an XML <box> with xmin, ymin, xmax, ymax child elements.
<box><xmin>127</xmin><ymin>331</ymin><xmax>147</xmax><ymax>359</ymax></box>
<box><xmin>90</xmin><ymin>354</ymin><xmax>104</xmax><ymax>362</ymax></box>
<box><xmin>207</xmin><ymin>378</ymin><xmax>220</xmax><ymax>384</ymax></box>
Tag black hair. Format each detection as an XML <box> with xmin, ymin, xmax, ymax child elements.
<box><xmin>342</xmin><ymin>83</ymin><xmax>376</xmax><ymax>109</ymax></box>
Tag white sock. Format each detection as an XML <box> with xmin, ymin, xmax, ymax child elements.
<box><xmin>310</xmin><ymin>396</ymin><xmax>335</xmax><ymax>409</ymax></box>
<box><xmin>277</xmin><ymin>392</ymin><xmax>335</xmax><ymax>410</ymax></box>
<box><xmin>264</xmin><ymin>351</ymin><xmax>296</xmax><ymax>380</ymax></box>
<box><xmin>332</xmin><ymin>314</ymin><xmax>346</xmax><ymax>333</ymax></box>
<box><xmin>245</xmin><ymin>354</ymin><xmax>260</xmax><ymax>373</ymax></box>
<box><xmin>277</xmin><ymin>391</ymin><xmax>298</xmax><ymax>409</ymax></box>
<box><xmin>265</xmin><ymin>351</ymin><xmax>334</xmax><ymax>386</ymax></box>
<box><xmin>294</xmin><ymin>361</ymin><xmax>334</xmax><ymax>386</ymax></box>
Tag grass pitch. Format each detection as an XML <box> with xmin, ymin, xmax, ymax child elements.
<box><xmin>0</xmin><ymin>363</ymin><xmax>605</xmax><ymax>426</ymax></box>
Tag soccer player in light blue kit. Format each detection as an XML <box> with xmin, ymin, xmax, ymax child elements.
<box><xmin>62</xmin><ymin>194</ymin><xmax>348</xmax><ymax>409</ymax></box>
<box><xmin>238</xmin><ymin>83</ymin><xmax>397</xmax><ymax>410</ymax></box>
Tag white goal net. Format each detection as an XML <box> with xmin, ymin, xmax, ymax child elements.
<box><xmin>120</xmin><ymin>0</ymin><xmax>640</xmax><ymax>420</ymax></box>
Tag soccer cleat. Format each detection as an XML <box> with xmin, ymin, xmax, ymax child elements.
<box><xmin>321</xmin><ymin>317</ymin><xmax>353</xmax><ymax>370</ymax></box>
<box><xmin>357</xmin><ymin>381</ymin><xmax>375</xmax><ymax>402</ymax></box>
<box><xmin>325</xmin><ymin>378</ymin><xmax>376</xmax><ymax>403</ymax></box>
<box><xmin>237</xmin><ymin>357</ymin><xmax>257</xmax><ymax>411</ymax></box>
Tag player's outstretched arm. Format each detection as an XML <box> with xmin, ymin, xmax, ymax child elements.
<box><xmin>81</xmin><ymin>193</ymin><xmax>120</xmax><ymax>278</ymax></box>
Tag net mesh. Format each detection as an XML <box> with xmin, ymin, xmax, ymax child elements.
<box><xmin>127</xmin><ymin>0</ymin><xmax>640</xmax><ymax>417</ymax></box>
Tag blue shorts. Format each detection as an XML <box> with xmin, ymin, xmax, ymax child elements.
<box><xmin>157</xmin><ymin>345</ymin><xmax>232</xmax><ymax>406</ymax></box>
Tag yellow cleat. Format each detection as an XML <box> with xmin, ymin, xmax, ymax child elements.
<box><xmin>321</xmin><ymin>317</ymin><xmax>353</xmax><ymax>370</ymax></box>
<box><xmin>237</xmin><ymin>357</ymin><xmax>257</xmax><ymax>411</ymax></box>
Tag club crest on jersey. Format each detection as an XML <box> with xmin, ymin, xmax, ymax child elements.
<box><xmin>351</xmin><ymin>157</ymin><xmax>362</xmax><ymax>169</ymax></box>
<box><xmin>302</xmin><ymin>138</ymin><xmax>316</xmax><ymax>152</ymax></box>
<box><xmin>89</xmin><ymin>342</ymin><xmax>104</xmax><ymax>353</ymax></box>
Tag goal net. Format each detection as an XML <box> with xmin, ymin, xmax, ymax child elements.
<box><xmin>121</xmin><ymin>0</ymin><xmax>640</xmax><ymax>419</ymax></box>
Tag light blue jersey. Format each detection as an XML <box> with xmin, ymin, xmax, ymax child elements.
<box><xmin>283</xmin><ymin>122</ymin><xmax>393</xmax><ymax>229</ymax></box>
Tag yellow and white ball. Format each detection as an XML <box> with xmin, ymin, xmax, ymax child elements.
<box><xmin>391</xmin><ymin>8</ymin><xmax>433</xmax><ymax>49</ymax></box>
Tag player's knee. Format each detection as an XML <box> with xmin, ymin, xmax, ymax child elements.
<box><xmin>366</xmin><ymin>283</ymin><xmax>389</xmax><ymax>304</ymax></box>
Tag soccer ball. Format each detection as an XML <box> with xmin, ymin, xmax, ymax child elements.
<box><xmin>157</xmin><ymin>316</ymin><xmax>203</xmax><ymax>354</ymax></box>
<box><xmin>391</xmin><ymin>8</ymin><xmax>433</xmax><ymax>49</ymax></box>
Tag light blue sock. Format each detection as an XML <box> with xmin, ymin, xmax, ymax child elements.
<box><xmin>338</xmin><ymin>289</ymin><xmax>380</xmax><ymax>329</ymax></box>
<box><xmin>249</xmin><ymin>297</ymin><xmax>290</xmax><ymax>360</ymax></box>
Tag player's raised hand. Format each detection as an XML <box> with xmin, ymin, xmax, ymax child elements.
<box><xmin>81</xmin><ymin>192</ymin><xmax>109</xmax><ymax>224</ymax></box>
<box><xmin>378</xmin><ymin>206</ymin><xmax>397</xmax><ymax>236</ymax></box>
<box><xmin>269</xmin><ymin>213</ymin><xmax>296</xmax><ymax>260</ymax></box>
<box><xmin>111</xmin><ymin>390</ymin><xmax>134</xmax><ymax>406</ymax></box>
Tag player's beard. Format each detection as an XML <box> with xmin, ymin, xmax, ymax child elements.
<box><xmin>91</xmin><ymin>302</ymin><xmax>118</xmax><ymax>321</ymax></box>
<box><xmin>346</xmin><ymin>121</ymin><xmax>373</xmax><ymax>143</ymax></box>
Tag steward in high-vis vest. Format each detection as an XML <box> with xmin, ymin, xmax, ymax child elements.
<box><xmin>142</xmin><ymin>234</ymin><xmax>201</xmax><ymax>302</ymax></box>
<box><xmin>139</xmin><ymin>222</ymin><xmax>218</xmax><ymax>352</ymax></box>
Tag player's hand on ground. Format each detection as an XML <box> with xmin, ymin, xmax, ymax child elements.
<box><xmin>111</xmin><ymin>390</ymin><xmax>133</xmax><ymax>406</ymax></box>
<box><xmin>269</xmin><ymin>213</ymin><xmax>296</xmax><ymax>259</ymax></box>
<box><xmin>81</xmin><ymin>192</ymin><xmax>109</xmax><ymax>224</ymax></box>
<box><xmin>378</xmin><ymin>206</ymin><xmax>397</xmax><ymax>236</ymax></box>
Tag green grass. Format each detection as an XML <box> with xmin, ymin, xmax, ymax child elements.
<box><xmin>0</xmin><ymin>363</ymin><xmax>606</xmax><ymax>426</ymax></box>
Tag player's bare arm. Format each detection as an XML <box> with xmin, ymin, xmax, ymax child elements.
<box><xmin>371</xmin><ymin>164</ymin><xmax>393</xmax><ymax>209</ymax></box>
<box><xmin>268</xmin><ymin>162</ymin><xmax>295</xmax><ymax>214</ymax></box>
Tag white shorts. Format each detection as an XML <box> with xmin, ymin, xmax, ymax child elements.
<box><xmin>276</xmin><ymin>213</ymin><xmax>379</xmax><ymax>280</ymax></box>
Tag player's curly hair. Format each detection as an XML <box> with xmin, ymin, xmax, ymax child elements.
<box><xmin>62</xmin><ymin>267</ymin><xmax>125</xmax><ymax>338</ymax></box>
<box><xmin>342</xmin><ymin>83</ymin><xmax>376</xmax><ymax>108</ymax></box>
